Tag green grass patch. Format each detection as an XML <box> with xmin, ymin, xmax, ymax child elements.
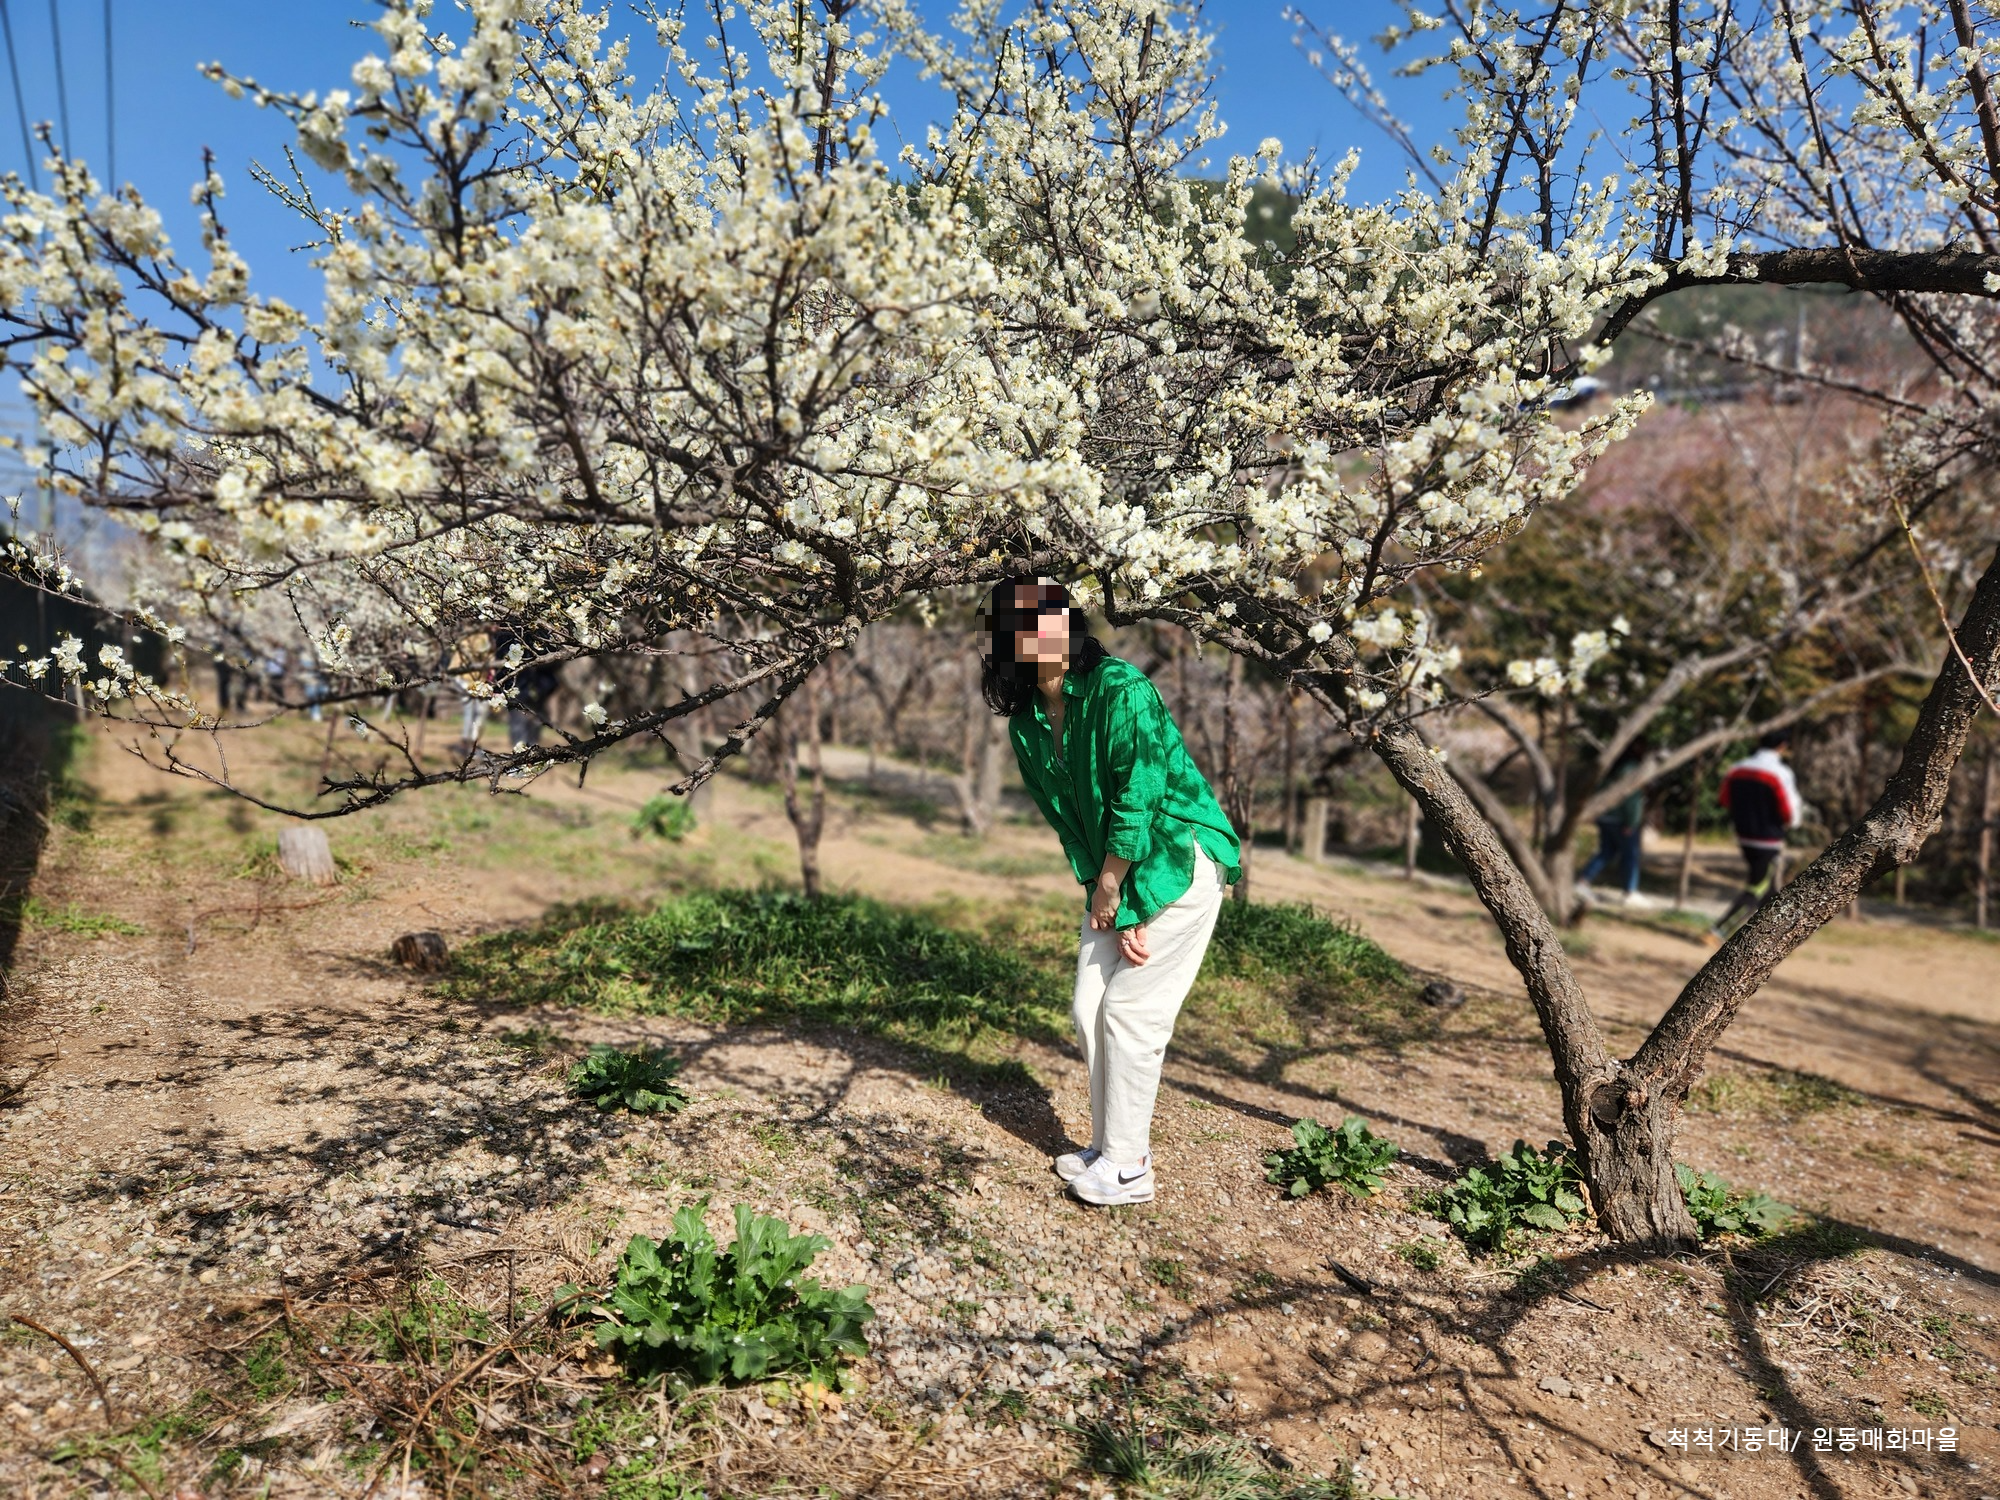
<box><xmin>1395</xmin><ymin>1240</ymin><xmax>1443</xmax><ymax>1272</ymax></box>
<box><xmin>912</xmin><ymin>833</ymin><xmax>1064</xmax><ymax>879</ymax></box>
<box><xmin>1074</xmin><ymin>1404</ymin><xmax>1381</xmax><ymax>1498</ymax></box>
<box><xmin>241</xmin><ymin>1330</ymin><xmax>295</xmax><ymax>1401</ymax></box>
<box><xmin>1685</xmin><ymin>1067</ymin><xmax>1866</xmax><ymax>1118</ymax></box>
<box><xmin>50</xmin><ymin>1392</ymin><xmax>218</xmax><ymax>1492</ymax></box>
<box><xmin>1205</xmin><ymin>900</ymin><xmax>1404</xmax><ymax>986</ymax></box>
<box><xmin>337</xmin><ymin>1275</ymin><xmax>494</xmax><ymax>1363</ymax></box>
<box><xmin>18</xmin><ymin>896</ymin><xmax>144</xmax><ymax>936</ymax></box>
<box><xmin>1143</xmin><ymin>1256</ymin><xmax>1186</xmax><ymax>1290</ymax></box>
<box><xmin>1907</xmin><ymin>1388</ymin><xmax>1952</xmax><ymax>1420</ymax></box>
<box><xmin>1176</xmin><ymin>901</ymin><xmax>1420</xmax><ymax>1069</ymax></box>
<box><xmin>444</xmin><ymin>888</ymin><xmax>1070</xmax><ymax>1056</ymax></box>
<box><xmin>569</xmin><ymin>1393</ymin><xmax>712</xmax><ymax>1499</ymax></box>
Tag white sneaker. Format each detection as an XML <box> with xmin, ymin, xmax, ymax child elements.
<box><xmin>1071</xmin><ymin>1153</ymin><xmax>1154</xmax><ymax>1206</ymax></box>
<box><xmin>1624</xmin><ymin>891</ymin><xmax>1658</xmax><ymax>910</ymax></box>
<box><xmin>1054</xmin><ymin>1147</ymin><xmax>1101</xmax><ymax>1182</ymax></box>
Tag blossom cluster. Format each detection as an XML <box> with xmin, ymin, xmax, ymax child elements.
<box><xmin>0</xmin><ymin>0</ymin><xmax>1988</xmax><ymax>799</ymax></box>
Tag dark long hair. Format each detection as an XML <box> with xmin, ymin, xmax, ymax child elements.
<box><xmin>978</xmin><ymin>578</ymin><xmax>1108</xmax><ymax>717</ymax></box>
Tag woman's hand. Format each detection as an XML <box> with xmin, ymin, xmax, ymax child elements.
<box><xmin>1089</xmin><ymin>873</ymin><xmax>1121</xmax><ymax>931</ymax></box>
<box><xmin>1117</xmin><ymin>924</ymin><xmax>1151</xmax><ymax>966</ymax></box>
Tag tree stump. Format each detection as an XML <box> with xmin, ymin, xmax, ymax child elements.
<box><xmin>390</xmin><ymin>931</ymin><xmax>450</xmax><ymax>973</ymax></box>
<box><xmin>277</xmin><ymin>826</ymin><xmax>338</xmax><ymax>885</ymax></box>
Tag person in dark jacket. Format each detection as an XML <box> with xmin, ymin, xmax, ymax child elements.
<box><xmin>1578</xmin><ymin>745</ymin><xmax>1650</xmax><ymax>907</ymax></box>
<box><xmin>1707</xmin><ymin>727</ymin><xmax>1803</xmax><ymax>942</ymax></box>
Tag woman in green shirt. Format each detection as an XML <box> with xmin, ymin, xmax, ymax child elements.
<box><xmin>981</xmin><ymin>579</ymin><xmax>1242</xmax><ymax>1206</ymax></box>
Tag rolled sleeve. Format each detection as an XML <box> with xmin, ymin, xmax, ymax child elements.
<box><xmin>1104</xmin><ymin>679</ymin><xmax>1168</xmax><ymax>863</ymax></box>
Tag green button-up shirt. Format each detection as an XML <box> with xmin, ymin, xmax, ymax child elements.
<box><xmin>1010</xmin><ymin>655</ymin><xmax>1242</xmax><ymax>929</ymax></box>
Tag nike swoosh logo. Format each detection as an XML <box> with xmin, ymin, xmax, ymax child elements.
<box><xmin>1117</xmin><ymin>1169</ymin><xmax>1149</xmax><ymax>1185</ymax></box>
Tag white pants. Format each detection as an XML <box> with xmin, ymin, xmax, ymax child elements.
<box><xmin>1072</xmin><ymin>841</ymin><xmax>1227</xmax><ymax>1164</ymax></box>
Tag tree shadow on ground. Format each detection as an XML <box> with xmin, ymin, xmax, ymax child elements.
<box><xmin>1137</xmin><ymin>1223</ymin><xmax>1972</xmax><ymax>1500</ymax></box>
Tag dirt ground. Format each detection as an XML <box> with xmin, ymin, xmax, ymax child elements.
<box><xmin>2</xmin><ymin>714</ymin><xmax>1997</xmax><ymax>1499</ymax></box>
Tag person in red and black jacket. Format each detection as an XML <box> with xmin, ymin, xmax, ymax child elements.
<box><xmin>1707</xmin><ymin>727</ymin><xmax>1803</xmax><ymax>943</ymax></box>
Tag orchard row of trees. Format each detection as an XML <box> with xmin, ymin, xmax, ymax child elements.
<box><xmin>2</xmin><ymin>0</ymin><xmax>1996</xmax><ymax>1247</ymax></box>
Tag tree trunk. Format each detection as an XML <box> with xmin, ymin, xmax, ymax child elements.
<box><xmin>1544</xmin><ymin>840</ymin><xmax>1580</xmax><ymax>927</ymax></box>
<box><xmin>1302</xmin><ymin>795</ymin><xmax>1329</xmax><ymax>864</ymax></box>
<box><xmin>277</xmin><ymin>825</ymin><xmax>339</xmax><ymax>886</ymax></box>
<box><xmin>1365</xmin><ymin>722</ymin><xmax>1699</xmax><ymax>1247</ymax></box>
<box><xmin>953</xmin><ymin>656</ymin><xmax>997</xmax><ymax>837</ymax></box>
<box><xmin>976</xmin><ymin>714</ymin><xmax>1004</xmax><ymax>829</ymax></box>
<box><xmin>1402</xmin><ymin>794</ymin><xmax>1419</xmax><ymax>879</ymax></box>
<box><xmin>1676</xmin><ymin>772</ymin><xmax>1699</xmax><ymax>908</ymax></box>
<box><xmin>1220</xmin><ymin>652</ymin><xmax>1252</xmax><ymax>903</ymax></box>
<box><xmin>1354</xmin><ymin>540</ymin><xmax>2000</xmax><ymax>1245</ymax></box>
<box><xmin>1979</xmin><ymin>746</ymin><xmax>1996</xmax><ymax>930</ymax></box>
<box><xmin>1280</xmin><ymin>691</ymin><xmax>1300</xmax><ymax>856</ymax></box>
<box><xmin>779</xmin><ymin>675</ymin><xmax>828</xmax><ymax>899</ymax></box>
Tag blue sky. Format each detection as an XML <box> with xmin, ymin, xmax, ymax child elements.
<box><xmin>0</xmin><ymin>1</ymin><xmax>1458</xmax><ymax>315</ymax></box>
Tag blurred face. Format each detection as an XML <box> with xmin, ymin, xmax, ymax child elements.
<box><xmin>1013</xmin><ymin>583</ymin><xmax>1071</xmax><ymax>667</ymax></box>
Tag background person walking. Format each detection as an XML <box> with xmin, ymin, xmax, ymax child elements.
<box><xmin>982</xmin><ymin>580</ymin><xmax>1241</xmax><ymax>1207</ymax></box>
<box><xmin>1708</xmin><ymin>727</ymin><xmax>1803</xmax><ymax>943</ymax></box>
<box><xmin>1578</xmin><ymin>744</ymin><xmax>1651</xmax><ymax>908</ymax></box>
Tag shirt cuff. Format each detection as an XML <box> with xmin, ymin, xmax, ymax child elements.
<box><xmin>1105</xmin><ymin>824</ymin><xmax>1152</xmax><ymax>862</ymax></box>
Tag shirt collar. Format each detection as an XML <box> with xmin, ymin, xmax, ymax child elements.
<box><xmin>1025</xmin><ymin>664</ymin><xmax>1089</xmax><ymax>725</ymax></box>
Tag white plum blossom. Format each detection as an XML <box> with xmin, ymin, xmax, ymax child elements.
<box><xmin>0</xmin><ymin>0</ymin><xmax>1989</xmax><ymax>802</ymax></box>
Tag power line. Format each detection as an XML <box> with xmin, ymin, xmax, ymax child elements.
<box><xmin>46</xmin><ymin>0</ymin><xmax>69</xmax><ymax>148</ymax></box>
<box><xmin>102</xmin><ymin>0</ymin><xmax>111</xmax><ymax>182</ymax></box>
<box><xmin>0</xmin><ymin>0</ymin><xmax>37</xmax><ymax>190</ymax></box>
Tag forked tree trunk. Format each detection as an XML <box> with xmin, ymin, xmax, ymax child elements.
<box><xmin>1359</xmin><ymin>540</ymin><xmax>2000</xmax><ymax>1246</ymax></box>
<box><xmin>1369</xmin><ymin>721</ymin><xmax>1697</xmax><ymax>1245</ymax></box>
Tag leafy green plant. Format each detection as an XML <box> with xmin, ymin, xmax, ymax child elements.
<box><xmin>1907</xmin><ymin>1388</ymin><xmax>1952</xmax><ymax>1420</ymax></box>
<box><xmin>1395</xmin><ymin>1240</ymin><xmax>1442</xmax><ymax>1272</ymax></box>
<box><xmin>1675</xmin><ymin>1164</ymin><xmax>1794</xmax><ymax>1239</ymax></box>
<box><xmin>1423</xmin><ymin>1139</ymin><xmax>1590</xmax><ymax>1254</ymax></box>
<box><xmin>574</xmin><ymin>1201</ymin><xmax>875</xmax><ymax>1386</ymax></box>
<box><xmin>1143</xmin><ymin>1256</ymin><xmax>1185</xmax><ymax>1290</ymax></box>
<box><xmin>631</xmin><ymin>795</ymin><xmax>697</xmax><ymax>842</ymax></box>
<box><xmin>569</xmin><ymin>1044</ymin><xmax>690</xmax><ymax>1114</ymax></box>
<box><xmin>1263</xmin><ymin>1116</ymin><xmax>1398</xmax><ymax>1199</ymax></box>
